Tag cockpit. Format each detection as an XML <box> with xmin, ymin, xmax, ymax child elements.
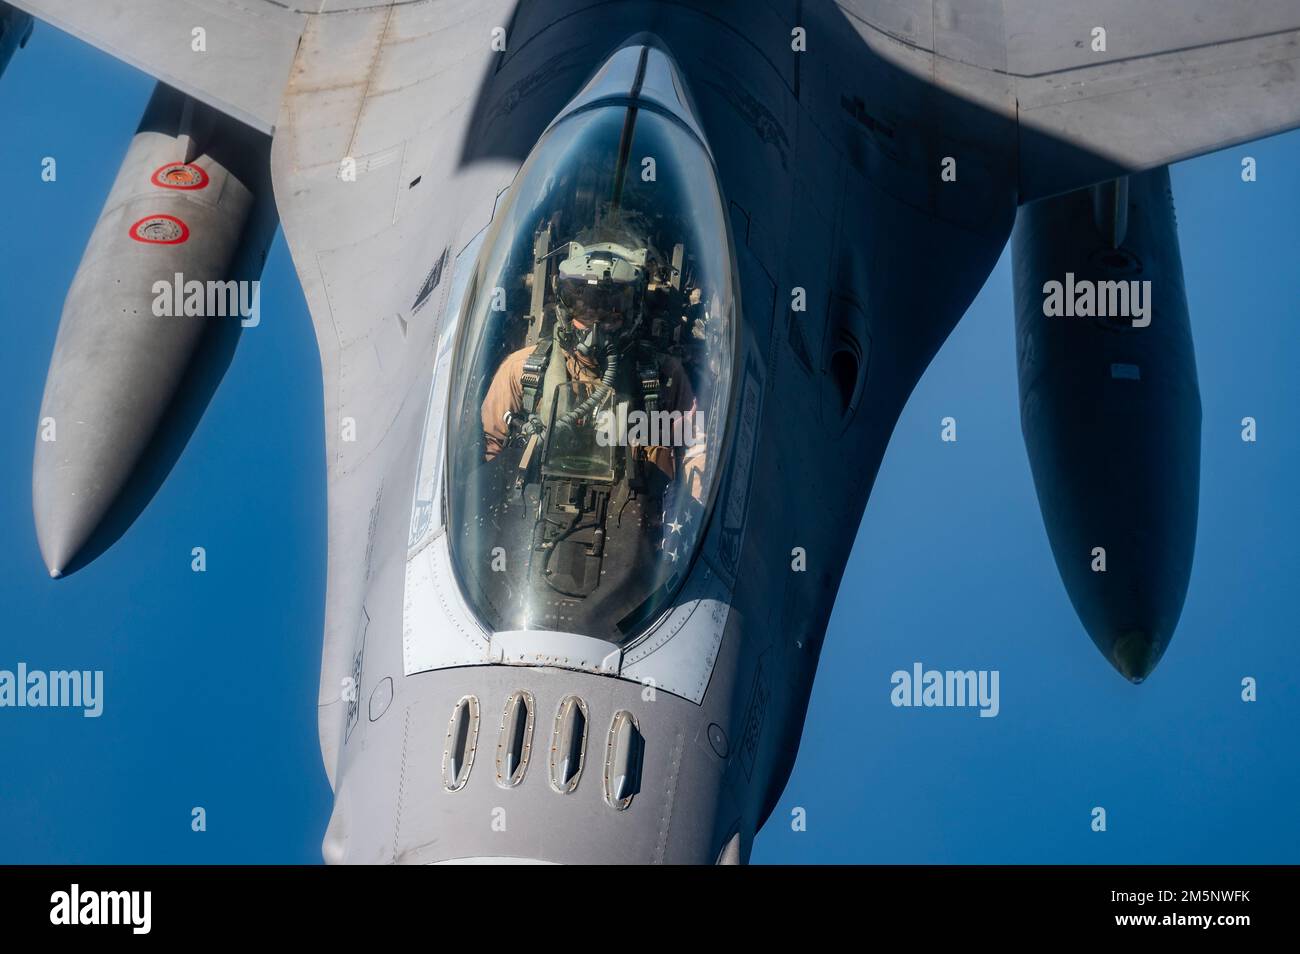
<box><xmin>445</xmin><ymin>70</ymin><xmax>737</xmax><ymax>647</ymax></box>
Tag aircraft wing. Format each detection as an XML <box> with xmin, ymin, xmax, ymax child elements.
<box><xmin>6</xmin><ymin>0</ymin><xmax>305</xmax><ymax>132</ymax></box>
<box><xmin>841</xmin><ymin>0</ymin><xmax>1300</xmax><ymax>199</ymax></box>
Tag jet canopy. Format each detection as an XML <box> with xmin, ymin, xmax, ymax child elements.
<box><xmin>445</xmin><ymin>97</ymin><xmax>737</xmax><ymax>646</ymax></box>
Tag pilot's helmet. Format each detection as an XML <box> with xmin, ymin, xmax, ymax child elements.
<box><xmin>556</xmin><ymin>241</ymin><xmax>647</xmax><ymax>359</ymax></box>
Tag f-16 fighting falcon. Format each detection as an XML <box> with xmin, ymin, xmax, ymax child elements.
<box><xmin>5</xmin><ymin>0</ymin><xmax>1299</xmax><ymax>863</ymax></box>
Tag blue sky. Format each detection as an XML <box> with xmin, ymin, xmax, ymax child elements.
<box><xmin>1</xmin><ymin>26</ymin><xmax>1296</xmax><ymax>864</ymax></box>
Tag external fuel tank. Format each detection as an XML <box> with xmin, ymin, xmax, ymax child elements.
<box><xmin>1012</xmin><ymin>167</ymin><xmax>1201</xmax><ymax>682</ymax></box>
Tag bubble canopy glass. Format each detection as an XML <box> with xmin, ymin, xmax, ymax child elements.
<box><xmin>445</xmin><ymin>95</ymin><xmax>736</xmax><ymax>646</ymax></box>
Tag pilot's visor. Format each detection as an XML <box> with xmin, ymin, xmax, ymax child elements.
<box><xmin>558</xmin><ymin>275</ymin><xmax>636</xmax><ymax>320</ymax></box>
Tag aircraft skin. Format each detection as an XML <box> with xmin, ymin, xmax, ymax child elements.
<box><xmin>5</xmin><ymin>0</ymin><xmax>1299</xmax><ymax>863</ymax></box>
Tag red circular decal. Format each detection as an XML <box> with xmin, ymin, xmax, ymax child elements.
<box><xmin>128</xmin><ymin>214</ymin><xmax>190</xmax><ymax>245</ymax></box>
<box><xmin>151</xmin><ymin>163</ymin><xmax>209</xmax><ymax>190</ymax></box>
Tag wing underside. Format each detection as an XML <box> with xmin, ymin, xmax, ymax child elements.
<box><xmin>839</xmin><ymin>0</ymin><xmax>1300</xmax><ymax>199</ymax></box>
<box><xmin>8</xmin><ymin>0</ymin><xmax>305</xmax><ymax>132</ymax></box>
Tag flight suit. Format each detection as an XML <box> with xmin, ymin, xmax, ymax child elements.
<box><xmin>481</xmin><ymin>343</ymin><xmax>706</xmax><ymax>499</ymax></box>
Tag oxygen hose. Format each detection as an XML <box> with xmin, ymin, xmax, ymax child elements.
<box><xmin>553</xmin><ymin>350</ymin><xmax>619</xmax><ymax>434</ymax></box>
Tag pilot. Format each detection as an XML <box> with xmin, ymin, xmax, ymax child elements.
<box><xmin>481</xmin><ymin>239</ymin><xmax>706</xmax><ymax>500</ymax></box>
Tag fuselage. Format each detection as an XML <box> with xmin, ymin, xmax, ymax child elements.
<box><xmin>313</xmin><ymin>2</ymin><xmax>1017</xmax><ymax>864</ymax></box>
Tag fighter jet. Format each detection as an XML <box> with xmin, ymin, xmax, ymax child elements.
<box><xmin>5</xmin><ymin>0</ymin><xmax>1298</xmax><ymax>863</ymax></box>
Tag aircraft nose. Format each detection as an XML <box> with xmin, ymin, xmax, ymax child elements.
<box><xmin>1108</xmin><ymin>629</ymin><xmax>1165</xmax><ymax>684</ymax></box>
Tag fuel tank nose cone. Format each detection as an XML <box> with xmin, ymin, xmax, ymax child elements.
<box><xmin>33</xmin><ymin>486</ymin><xmax>92</xmax><ymax>581</ymax></box>
<box><xmin>1110</xmin><ymin>629</ymin><xmax>1165</xmax><ymax>683</ymax></box>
